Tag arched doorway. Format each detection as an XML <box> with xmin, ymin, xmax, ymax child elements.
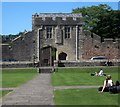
<box><xmin>41</xmin><ymin>46</ymin><xmax>57</xmax><ymax>66</ymax></box>
<box><xmin>58</xmin><ymin>52</ymin><xmax>67</xmax><ymax>60</ymax></box>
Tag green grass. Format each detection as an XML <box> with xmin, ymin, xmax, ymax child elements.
<box><xmin>52</xmin><ymin>67</ymin><xmax>119</xmax><ymax>86</ymax></box>
<box><xmin>53</xmin><ymin>67</ymin><xmax>119</xmax><ymax>105</ymax></box>
<box><xmin>54</xmin><ymin>88</ymin><xmax>119</xmax><ymax>105</ymax></box>
<box><xmin>0</xmin><ymin>90</ymin><xmax>12</xmax><ymax>98</ymax></box>
<box><xmin>2</xmin><ymin>68</ymin><xmax>37</xmax><ymax>88</ymax></box>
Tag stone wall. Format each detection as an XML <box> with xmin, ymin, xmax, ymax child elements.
<box><xmin>1</xmin><ymin>62</ymin><xmax>34</xmax><ymax>68</ymax></box>
<box><xmin>1</xmin><ymin>13</ymin><xmax>120</xmax><ymax>66</ymax></box>
<box><xmin>54</xmin><ymin>60</ymin><xmax>120</xmax><ymax>67</ymax></box>
<box><xmin>38</xmin><ymin>25</ymin><xmax>77</xmax><ymax>61</ymax></box>
<box><xmin>33</xmin><ymin>13</ymin><xmax>83</xmax><ymax>61</ymax></box>
<box><xmin>81</xmin><ymin>30</ymin><xmax>120</xmax><ymax>60</ymax></box>
<box><xmin>2</xmin><ymin>31</ymin><xmax>36</xmax><ymax>61</ymax></box>
<box><xmin>11</xmin><ymin>31</ymin><xmax>35</xmax><ymax>61</ymax></box>
<box><xmin>1</xmin><ymin>44</ymin><xmax>13</xmax><ymax>61</ymax></box>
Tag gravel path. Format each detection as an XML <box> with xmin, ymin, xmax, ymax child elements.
<box><xmin>2</xmin><ymin>74</ymin><xmax>54</xmax><ymax>105</ymax></box>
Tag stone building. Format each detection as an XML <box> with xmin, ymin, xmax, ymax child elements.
<box><xmin>32</xmin><ymin>13</ymin><xmax>83</xmax><ymax>66</ymax></box>
<box><xmin>1</xmin><ymin>13</ymin><xmax>120</xmax><ymax>67</ymax></box>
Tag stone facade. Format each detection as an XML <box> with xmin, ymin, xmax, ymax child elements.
<box><xmin>2</xmin><ymin>31</ymin><xmax>35</xmax><ymax>61</ymax></box>
<box><xmin>81</xmin><ymin>31</ymin><xmax>120</xmax><ymax>60</ymax></box>
<box><xmin>32</xmin><ymin>13</ymin><xmax>83</xmax><ymax>66</ymax></box>
<box><xmin>1</xmin><ymin>13</ymin><xmax>120</xmax><ymax>67</ymax></box>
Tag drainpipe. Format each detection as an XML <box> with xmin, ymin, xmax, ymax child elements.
<box><xmin>76</xmin><ymin>25</ymin><xmax>78</xmax><ymax>61</ymax></box>
<box><xmin>37</xmin><ymin>28</ymin><xmax>42</xmax><ymax>63</ymax></box>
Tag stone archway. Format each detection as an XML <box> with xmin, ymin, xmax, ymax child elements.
<box><xmin>58</xmin><ymin>52</ymin><xmax>67</xmax><ymax>60</ymax></box>
<box><xmin>40</xmin><ymin>46</ymin><xmax>57</xmax><ymax>66</ymax></box>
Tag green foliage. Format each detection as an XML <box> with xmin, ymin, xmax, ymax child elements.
<box><xmin>72</xmin><ymin>4</ymin><xmax>112</xmax><ymax>30</ymax></box>
<box><xmin>72</xmin><ymin>4</ymin><xmax>120</xmax><ymax>39</ymax></box>
<box><xmin>1</xmin><ymin>31</ymin><xmax>26</xmax><ymax>43</ymax></box>
<box><xmin>92</xmin><ymin>10</ymin><xmax>120</xmax><ymax>38</ymax></box>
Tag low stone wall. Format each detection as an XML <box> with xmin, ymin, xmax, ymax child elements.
<box><xmin>0</xmin><ymin>62</ymin><xmax>34</xmax><ymax>68</ymax></box>
<box><xmin>54</xmin><ymin>60</ymin><xmax>120</xmax><ymax>67</ymax></box>
<box><xmin>1</xmin><ymin>61</ymin><xmax>120</xmax><ymax>68</ymax></box>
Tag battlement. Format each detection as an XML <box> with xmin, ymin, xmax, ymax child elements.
<box><xmin>103</xmin><ymin>38</ymin><xmax>120</xmax><ymax>44</ymax></box>
<box><xmin>32</xmin><ymin>13</ymin><xmax>83</xmax><ymax>27</ymax></box>
<box><xmin>32</xmin><ymin>13</ymin><xmax>82</xmax><ymax>19</ymax></box>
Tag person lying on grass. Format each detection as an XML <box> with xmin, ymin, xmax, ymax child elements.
<box><xmin>91</xmin><ymin>69</ymin><xmax>106</xmax><ymax>76</ymax></box>
<box><xmin>98</xmin><ymin>75</ymin><xmax>113</xmax><ymax>93</ymax></box>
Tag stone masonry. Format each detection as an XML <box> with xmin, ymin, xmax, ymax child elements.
<box><xmin>1</xmin><ymin>13</ymin><xmax>120</xmax><ymax>67</ymax></box>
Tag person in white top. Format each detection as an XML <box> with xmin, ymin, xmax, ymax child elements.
<box><xmin>98</xmin><ymin>69</ymin><xmax>104</xmax><ymax>76</ymax></box>
<box><xmin>98</xmin><ymin>75</ymin><xmax>113</xmax><ymax>93</ymax></box>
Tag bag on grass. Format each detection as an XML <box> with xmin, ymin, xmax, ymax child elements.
<box><xmin>109</xmin><ymin>86</ymin><xmax>118</xmax><ymax>94</ymax></box>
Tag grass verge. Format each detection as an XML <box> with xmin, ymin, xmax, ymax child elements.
<box><xmin>0</xmin><ymin>90</ymin><xmax>12</xmax><ymax>98</ymax></box>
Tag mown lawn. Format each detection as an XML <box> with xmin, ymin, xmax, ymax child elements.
<box><xmin>53</xmin><ymin>67</ymin><xmax>119</xmax><ymax>106</ymax></box>
<box><xmin>0</xmin><ymin>90</ymin><xmax>12</xmax><ymax>98</ymax></box>
<box><xmin>2</xmin><ymin>68</ymin><xmax>37</xmax><ymax>88</ymax></box>
<box><xmin>52</xmin><ymin>67</ymin><xmax>119</xmax><ymax>86</ymax></box>
<box><xmin>54</xmin><ymin>88</ymin><xmax>119</xmax><ymax>105</ymax></box>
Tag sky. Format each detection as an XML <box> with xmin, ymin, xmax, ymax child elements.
<box><xmin>1</xmin><ymin>2</ymin><xmax>120</xmax><ymax>35</ymax></box>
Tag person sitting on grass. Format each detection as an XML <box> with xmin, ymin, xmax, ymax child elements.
<box><xmin>98</xmin><ymin>75</ymin><xmax>113</xmax><ymax>93</ymax></box>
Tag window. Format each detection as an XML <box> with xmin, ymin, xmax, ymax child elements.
<box><xmin>46</xmin><ymin>26</ymin><xmax>52</xmax><ymax>38</ymax></box>
<box><xmin>65</xmin><ymin>27</ymin><xmax>70</xmax><ymax>38</ymax></box>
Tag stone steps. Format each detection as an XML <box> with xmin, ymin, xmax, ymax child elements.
<box><xmin>38</xmin><ymin>67</ymin><xmax>54</xmax><ymax>73</ymax></box>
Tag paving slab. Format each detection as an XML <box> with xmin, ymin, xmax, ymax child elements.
<box><xmin>2</xmin><ymin>74</ymin><xmax>54</xmax><ymax>105</ymax></box>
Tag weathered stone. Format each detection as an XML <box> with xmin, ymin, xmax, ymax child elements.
<box><xmin>1</xmin><ymin>13</ymin><xmax>120</xmax><ymax>67</ymax></box>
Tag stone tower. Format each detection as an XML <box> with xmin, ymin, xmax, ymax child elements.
<box><xmin>32</xmin><ymin>13</ymin><xmax>83</xmax><ymax>66</ymax></box>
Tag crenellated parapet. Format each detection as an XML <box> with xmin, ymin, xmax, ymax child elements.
<box><xmin>102</xmin><ymin>38</ymin><xmax>120</xmax><ymax>44</ymax></box>
<box><xmin>32</xmin><ymin>13</ymin><xmax>83</xmax><ymax>29</ymax></box>
<box><xmin>32</xmin><ymin>13</ymin><xmax>82</xmax><ymax>19</ymax></box>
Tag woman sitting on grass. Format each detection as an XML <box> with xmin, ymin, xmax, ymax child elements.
<box><xmin>98</xmin><ymin>75</ymin><xmax>113</xmax><ymax>93</ymax></box>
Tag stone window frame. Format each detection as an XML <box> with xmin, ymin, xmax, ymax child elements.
<box><xmin>64</xmin><ymin>26</ymin><xmax>71</xmax><ymax>39</ymax></box>
<box><xmin>45</xmin><ymin>26</ymin><xmax>53</xmax><ymax>39</ymax></box>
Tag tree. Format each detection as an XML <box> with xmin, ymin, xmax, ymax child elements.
<box><xmin>72</xmin><ymin>4</ymin><xmax>112</xmax><ymax>31</ymax></box>
<box><xmin>92</xmin><ymin>10</ymin><xmax>120</xmax><ymax>39</ymax></box>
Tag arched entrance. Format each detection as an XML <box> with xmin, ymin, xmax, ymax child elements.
<box><xmin>41</xmin><ymin>46</ymin><xmax>57</xmax><ymax>66</ymax></box>
<box><xmin>58</xmin><ymin>52</ymin><xmax>67</xmax><ymax>60</ymax></box>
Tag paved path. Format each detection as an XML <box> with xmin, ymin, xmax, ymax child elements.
<box><xmin>0</xmin><ymin>88</ymin><xmax>16</xmax><ymax>91</ymax></box>
<box><xmin>2</xmin><ymin>74</ymin><xmax>54</xmax><ymax>105</ymax></box>
<box><xmin>54</xmin><ymin>85</ymin><xmax>99</xmax><ymax>90</ymax></box>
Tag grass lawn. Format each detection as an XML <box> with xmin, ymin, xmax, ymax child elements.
<box><xmin>0</xmin><ymin>90</ymin><xmax>12</xmax><ymax>98</ymax></box>
<box><xmin>52</xmin><ymin>67</ymin><xmax>119</xmax><ymax>86</ymax></box>
<box><xmin>54</xmin><ymin>88</ymin><xmax>119</xmax><ymax>105</ymax></box>
<box><xmin>2</xmin><ymin>68</ymin><xmax>37</xmax><ymax>88</ymax></box>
